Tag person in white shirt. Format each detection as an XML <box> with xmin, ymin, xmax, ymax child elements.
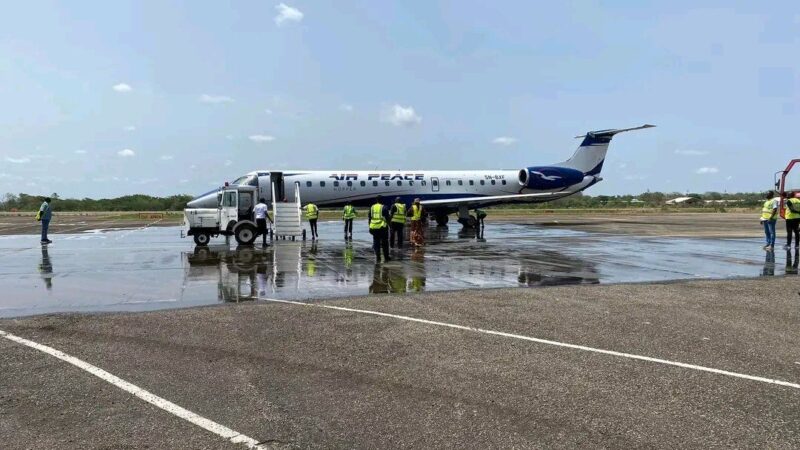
<box><xmin>254</xmin><ymin>198</ymin><xmax>272</xmax><ymax>246</ymax></box>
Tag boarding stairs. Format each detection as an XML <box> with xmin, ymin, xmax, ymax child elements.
<box><xmin>272</xmin><ymin>181</ymin><xmax>304</xmax><ymax>240</ymax></box>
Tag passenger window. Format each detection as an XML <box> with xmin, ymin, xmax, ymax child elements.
<box><xmin>347</xmin><ymin>181</ymin><xmax>353</xmax><ymax>187</ymax></box>
<box><xmin>433</xmin><ymin>180</ymin><xmax>439</xmax><ymax>186</ymax></box>
<box><xmin>458</xmin><ymin>180</ymin><xmax>463</xmax><ymax>186</ymax></box>
<box><xmin>334</xmin><ymin>181</ymin><xmax>340</xmax><ymax>187</ymax></box>
<box><xmin>320</xmin><ymin>181</ymin><xmax>326</xmax><ymax>187</ymax></box>
<box><xmin>502</xmin><ymin>180</ymin><xmax>507</xmax><ymax>185</ymax></box>
<box><xmin>372</xmin><ymin>181</ymin><xmax>378</xmax><ymax>187</ymax></box>
<box><xmin>421</xmin><ymin>181</ymin><xmax>427</xmax><ymax>186</ymax></box>
<box><xmin>360</xmin><ymin>181</ymin><xmax>366</xmax><ymax>187</ymax></box>
<box><xmin>396</xmin><ymin>180</ymin><xmax>402</xmax><ymax>186</ymax></box>
<box><xmin>446</xmin><ymin>180</ymin><xmax>451</xmax><ymax>186</ymax></box>
<box><xmin>306</xmin><ymin>181</ymin><xmax>312</xmax><ymax>187</ymax></box>
<box><xmin>491</xmin><ymin>180</ymin><xmax>496</xmax><ymax>185</ymax></box>
<box><xmin>385</xmin><ymin>181</ymin><xmax>390</xmax><ymax>186</ymax></box>
<box><xmin>480</xmin><ymin>180</ymin><xmax>485</xmax><ymax>185</ymax></box>
<box><xmin>469</xmin><ymin>180</ymin><xmax>474</xmax><ymax>186</ymax></box>
<box><xmin>409</xmin><ymin>181</ymin><xmax>414</xmax><ymax>186</ymax></box>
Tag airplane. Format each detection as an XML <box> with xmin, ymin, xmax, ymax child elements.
<box><xmin>187</xmin><ymin>124</ymin><xmax>654</xmax><ymax>227</ymax></box>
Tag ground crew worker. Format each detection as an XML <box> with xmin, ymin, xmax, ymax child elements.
<box><xmin>37</xmin><ymin>197</ymin><xmax>53</xmax><ymax>244</ymax></box>
<box><xmin>475</xmin><ymin>209</ymin><xmax>487</xmax><ymax>228</ymax></box>
<box><xmin>305</xmin><ymin>202</ymin><xmax>319</xmax><ymax>240</ymax></box>
<box><xmin>784</xmin><ymin>192</ymin><xmax>800</xmax><ymax>249</ymax></box>
<box><xmin>342</xmin><ymin>201</ymin><xmax>357</xmax><ymax>240</ymax></box>
<box><xmin>409</xmin><ymin>198</ymin><xmax>424</xmax><ymax>247</ymax></box>
<box><xmin>254</xmin><ymin>198</ymin><xmax>272</xmax><ymax>246</ymax></box>
<box><xmin>760</xmin><ymin>191</ymin><xmax>778</xmax><ymax>251</ymax></box>
<box><xmin>389</xmin><ymin>197</ymin><xmax>407</xmax><ymax>248</ymax></box>
<box><xmin>368</xmin><ymin>195</ymin><xmax>390</xmax><ymax>263</ymax></box>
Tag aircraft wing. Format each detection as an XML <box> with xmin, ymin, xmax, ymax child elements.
<box><xmin>420</xmin><ymin>191</ymin><xmax>574</xmax><ymax>207</ymax></box>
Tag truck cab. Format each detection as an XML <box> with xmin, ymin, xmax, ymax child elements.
<box><xmin>184</xmin><ymin>185</ymin><xmax>261</xmax><ymax>246</ymax></box>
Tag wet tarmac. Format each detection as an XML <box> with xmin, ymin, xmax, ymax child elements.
<box><xmin>0</xmin><ymin>221</ymin><xmax>795</xmax><ymax>318</ymax></box>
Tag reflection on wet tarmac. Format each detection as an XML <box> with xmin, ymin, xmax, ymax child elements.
<box><xmin>38</xmin><ymin>245</ymin><xmax>53</xmax><ymax>290</ymax></box>
<box><xmin>0</xmin><ymin>221</ymin><xmax>797</xmax><ymax>317</ymax></box>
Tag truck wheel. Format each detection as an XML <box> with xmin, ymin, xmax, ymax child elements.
<box><xmin>234</xmin><ymin>224</ymin><xmax>257</xmax><ymax>245</ymax></box>
<box><xmin>193</xmin><ymin>233</ymin><xmax>210</xmax><ymax>246</ymax></box>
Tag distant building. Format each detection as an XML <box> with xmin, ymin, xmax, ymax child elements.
<box><xmin>665</xmin><ymin>196</ymin><xmax>700</xmax><ymax>205</ymax></box>
<box><xmin>703</xmin><ymin>199</ymin><xmax>742</xmax><ymax>204</ymax></box>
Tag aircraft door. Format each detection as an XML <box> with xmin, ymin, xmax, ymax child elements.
<box><xmin>257</xmin><ymin>174</ymin><xmax>271</xmax><ymax>202</ymax></box>
<box><xmin>271</xmin><ymin>172</ymin><xmax>285</xmax><ymax>202</ymax></box>
<box><xmin>431</xmin><ymin>177</ymin><xmax>440</xmax><ymax>192</ymax></box>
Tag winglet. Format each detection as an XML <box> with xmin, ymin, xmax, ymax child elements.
<box><xmin>575</xmin><ymin>124</ymin><xmax>655</xmax><ymax>139</ymax></box>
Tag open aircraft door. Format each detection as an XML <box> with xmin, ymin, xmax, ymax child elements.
<box><xmin>777</xmin><ymin>159</ymin><xmax>800</xmax><ymax>218</ymax></box>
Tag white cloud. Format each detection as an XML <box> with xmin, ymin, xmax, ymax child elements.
<box><xmin>118</xmin><ymin>149</ymin><xmax>136</xmax><ymax>157</ymax></box>
<box><xmin>199</xmin><ymin>94</ymin><xmax>234</xmax><ymax>104</ymax></box>
<box><xmin>274</xmin><ymin>3</ymin><xmax>303</xmax><ymax>25</ymax></box>
<box><xmin>75</xmin><ymin>150</ymin><xmax>87</xmax><ymax>155</ymax></box>
<box><xmin>179</xmin><ymin>179</ymin><xmax>189</xmax><ymax>184</ymax></box>
<box><xmin>339</xmin><ymin>103</ymin><xmax>353</xmax><ymax>112</ymax></box>
<box><xmin>726</xmin><ymin>176</ymin><xmax>733</xmax><ymax>181</ymax></box>
<box><xmin>224</xmin><ymin>160</ymin><xmax>233</xmax><ymax>167</ymax></box>
<box><xmin>696</xmin><ymin>167</ymin><xmax>719</xmax><ymax>174</ymax></box>
<box><xmin>624</xmin><ymin>175</ymin><xmax>646</xmax><ymax>181</ymax></box>
<box><xmin>112</xmin><ymin>83</ymin><xmax>132</xmax><ymax>92</ymax></box>
<box><xmin>618</xmin><ymin>162</ymin><xmax>628</xmax><ymax>169</ymax></box>
<box><xmin>5</xmin><ymin>157</ymin><xmax>31</xmax><ymax>164</ymax></box>
<box><xmin>264</xmin><ymin>108</ymin><xmax>273</xmax><ymax>115</ymax></box>
<box><xmin>124</xmin><ymin>125</ymin><xmax>136</xmax><ymax>132</ymax></box>
<box><xmin>249</xmin><ymin>134</ymin><xmax>275</xmax><ymax>143</ymax></box>
<box><xmin>492</xmin><ymin>136</ymin><xmax>517</xmax><ymax>146</ymax></box>
<box><xmin>675</xmin><ymin>149</ymin><xmax>709</xmax><ymax>156</ymax></box>
<box><xmin>385</xmin><ymin>104</ymin><xmax>422</xmax><ymax>127</ymax></box>
<box><xmin>159</xmin><ymin>155</ymin><xmax>174</xmax><ymax>161</ymax></box>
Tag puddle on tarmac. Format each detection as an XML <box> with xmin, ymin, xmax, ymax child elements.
<box><xmin>0</xmin><ymin>222</ymin><xmax>795</xmax><ymax>317</ymax></box>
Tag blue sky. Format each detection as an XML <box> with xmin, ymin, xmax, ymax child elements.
<box><xmin>1</xmin><ymin>1</ymin><xmax>798</xmax><ymax>198</ymax></box>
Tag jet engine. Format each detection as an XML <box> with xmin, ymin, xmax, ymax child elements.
<box><xmin>518</xmin><ymin>166</ymin><xmax>585</xmax><ymax>190</ymax></box>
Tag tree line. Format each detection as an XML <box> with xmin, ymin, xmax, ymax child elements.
<box><xmin>1</xmin><ymin>193</ymin><xmax>193</xmax><ymax>212</ymax></box>
<box><xmin>1</xmin><ymin>191</ymin><xmax>766</xmax><ymax>212</ymax></box>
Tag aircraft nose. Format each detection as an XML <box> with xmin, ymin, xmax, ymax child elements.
<box><xmin>187</xmin><ymin>191</ymin><xmax>219</xmax><ymax>209</ymax></box>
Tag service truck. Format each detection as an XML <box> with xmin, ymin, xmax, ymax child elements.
<box><xmin>183</xmin><ymin>184</ymin><xmax>261</xmax><ymax>246</ymax></box>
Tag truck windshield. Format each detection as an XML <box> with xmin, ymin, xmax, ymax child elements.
<box><xmin>230</xmin><ymin>174</ymin><xmax>258</xmax><ymax>187</ymax></box>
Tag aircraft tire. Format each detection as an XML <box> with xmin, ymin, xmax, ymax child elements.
<box><xmin>193</xmin><ymin>233</ymin><xmax>210</xmax><ymax>246</ymax></box>
<box><xmin>467</xmin><ymin>215</ymin><xmax>477</xmax><ymax>228</ymax></box>
<box><xmin>435</xmin><ymin>214</ymin><xmax>449</xmax><ymax>227</ymax></box>
<box><xmin>234</xmin><ymin>223</ymin><xmax>257</xmax><ymax>246</ymax></box>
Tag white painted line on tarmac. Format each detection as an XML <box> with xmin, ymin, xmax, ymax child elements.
<box><xmin>259</xmin><ymin>297</ymin><xmax>800</xmax><ymax>390</ymax></box>
<box><xmin>0</xmin><ymin>329</ymin><xmax>268</xmax><ymax>449</ymax></box>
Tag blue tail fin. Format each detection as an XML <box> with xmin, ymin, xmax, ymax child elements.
<box><xmin>555</xmin><ymin>124</ymin><xmax>655</xmax><ymax>175</ymax></box>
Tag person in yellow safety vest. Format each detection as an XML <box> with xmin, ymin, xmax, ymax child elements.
<box><xmin>368</xmin><ymin>195</ymin><xmax>390</xmax><ymax>263</ymax></box>
<box><xmin>783</xmin><ymin>191</ymin><xmax>800</xmax><ymax>249</ymax></box>
<box><xmin>760</xmin><ymin>191</ymin><xmax>779</xmax><ymax>251</ymax></box>
<box><xmin>305</xmin><ymin>202</ymin><xmax>319</xmax><ymax>240</ymax></box>
<box><xmin>409</xmin><ymin>198</ymin><xmax>425</xmax><ymax>247</ymax></box>
<box><xmin>389</xmin><ymin>197</ymin><xmax>407</xmax><ymax>249</ymax></box>
<box><xmin>342</xmin><ymin>201</ymin><xmax>357</xmax><ymax>240</ymax></box>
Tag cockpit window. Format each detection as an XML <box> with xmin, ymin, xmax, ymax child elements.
<box><xmin>231</xmin><ymin>174</ymin><xmax>258</xmax><ymax>187</ymax></box>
